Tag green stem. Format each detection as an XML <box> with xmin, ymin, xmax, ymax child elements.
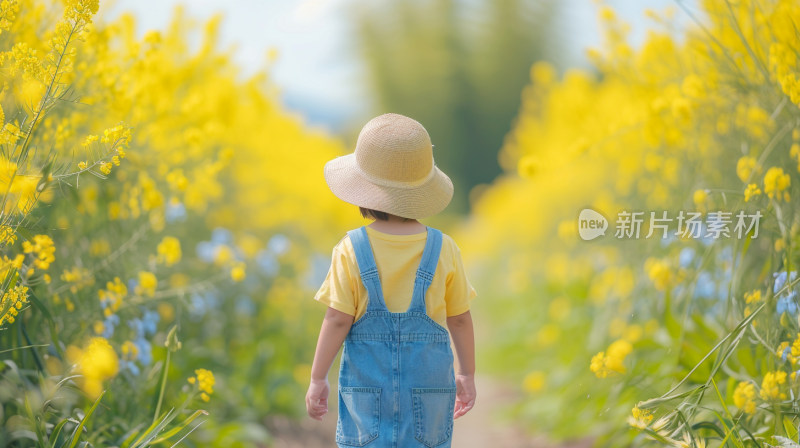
<box><xmin>153</xmin><ymin>349</ymin><xmax>170</xmax><ymax>424</ymax></box>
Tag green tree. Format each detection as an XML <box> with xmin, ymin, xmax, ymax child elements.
<box><xmin>351</xmin><ymin>0</ymin><xmax>560</xmax><ymax>213</ymax></box>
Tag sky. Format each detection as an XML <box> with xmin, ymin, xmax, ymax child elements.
<box><xmin>102</xmin><ymin>0</ymin><xmax>682</xmax><ymax>131</ymax></box>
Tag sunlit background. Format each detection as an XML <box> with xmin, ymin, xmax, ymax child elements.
<box><xmin>1</xmin><ymin>0</ymin><xmax>799</xmax><ymax>447</ymax></box>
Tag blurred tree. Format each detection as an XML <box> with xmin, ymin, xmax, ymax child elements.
<box><xmin>351</xmin><ymin>0</ymin><xmax>560</xmax><ymax>213</ymax></box>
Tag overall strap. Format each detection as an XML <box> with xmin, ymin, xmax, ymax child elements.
<box><xmin>407</xmin><ymin>226</ymin><xmax>443</xmax><ymax>313</ymax></box>
<box><xmin>346</xmin><ymin>226</ymin><xmax>388</xmax><ymax>312</ymax></box>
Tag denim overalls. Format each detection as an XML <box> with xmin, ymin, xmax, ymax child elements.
<box><xmin>336</xmin><ymin>225</ymin><xmax>456</xmax><ymax>448</ymax></box>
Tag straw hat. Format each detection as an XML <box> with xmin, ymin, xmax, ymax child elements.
<box><xmin>324</xmin><ymin>113</ymin><xmax>453</xmax><ymax>219</ymax></box>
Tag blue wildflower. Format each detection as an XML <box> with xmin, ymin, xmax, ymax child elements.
<box><xmin>774</xmin><ymin>271</ymin><xmax>798</xmax><ymax>295</ymax></box>
<box><xmin>128</xmin><ymin>318</ymin><xmax>144</xmax><ymax>339</ymax></box>
<box><xmin>189</xmin><ymin>292</ymin><xmax>207</xmax><ymax>320</ymax></box>
<box><xmin>165</xmin><ymin>201</ymin><xmax>186</xmax><ymax>223</ymax></box>
<box><xmin>120</xmin><ymin>359</ymin><xmax>140</xmax><ymax>376</ymax></box>
<box><xmin>268</xmin><ymin>234</ymin><xmax>290</xmax><ymax>255</ymax></box>
<box><xmin>134</xmin><ymin>337</ymin><xmax>152</xmax><ymax>365</ymax></box>
<box><xmin>141</xmin><ymin>309</ymin><xmax>159</xmax><ymax>336</ymax></box>
<box><xmin>211</xmin><ymin>227</ymin><xmax>232</xmax><ymax>245</ymax></box>
<box><xmin>101</xmin><ymin>313</ymin><xmax>119</xmax><ymax>339</ymax></box>
<box><xmin>777</xmin><ymin>296</ymin><xmax>798</xmax><ymax>315</ymax></box>
<box><xmin>783</xmin><ymin>345</ymin><xmax>792</xmax><ymax>362</ymax></box>
<box><xmin>694</xmin><ymin>271</ymin><xmax>716</xmax><ymax>298</ymax></box>
<box><xmin>679</xmin><ymin>247</ymin><xmax>695</xmax><ymax>268</ymax></box>
<box><xmin>196</xmin><ymin>241</ymin><xmax>216</xmax><ymax>263</ymax></box>
<box><xmin>127</xmin><ymin>277</ymin><xmax>139</xmax><ymax>293</ymax></box>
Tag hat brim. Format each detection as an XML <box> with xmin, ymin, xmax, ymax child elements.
<box><xmin>324</xmin><ymin>154</ymin><xmax>454</xmax><ymax>219</ymax></box>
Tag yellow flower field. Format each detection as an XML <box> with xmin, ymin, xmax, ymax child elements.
<box><xmin>1</xmin><ymin>0</ymin><xmax>800</xmax><ymax>446</ymax></box>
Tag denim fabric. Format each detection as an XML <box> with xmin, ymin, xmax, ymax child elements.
<box><xmin>337</xmin><ymin>226</ymin><xmax>456</xmax><ymax>448</ymax></box>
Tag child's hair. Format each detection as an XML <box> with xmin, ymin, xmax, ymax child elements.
<box><xmin>359</xmin><ymin>207</ymin><xmax>413</xmax><ymax>221</ymax></box>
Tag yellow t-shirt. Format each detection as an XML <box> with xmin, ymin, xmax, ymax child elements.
<box><xmin>314</xmin><ymin>226</ymin><xmax>477</xmax><ymax>328</ymax></box>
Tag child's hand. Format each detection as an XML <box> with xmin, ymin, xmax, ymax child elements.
<box><xmin>453</xmin><ymin>373</ymin><xmax>476</xmax><ymax>419</ymax></box>
<box><xmin>306</xmin><ymin>378</ymin><xmax>330</xmax><ymax>420</ymax></box>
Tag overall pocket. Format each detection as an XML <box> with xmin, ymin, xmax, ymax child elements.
<box><xmin>412</xmin><ymin>387</ymin><xmax>457</xmax><ymax>448</ymax></box>
<box><xmin>336</xmin><ymin>386</ymin><xmax>381</xmax><ymax>446</ymax></box>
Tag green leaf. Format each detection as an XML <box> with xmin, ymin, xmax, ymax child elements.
<box><xmin>150</xmin><ymin>409</ymin><xmax>209</xmax><ymax>444</ymax></box>
<box><xmin>784</xmin><ymin>416</ymin><xmax>799</xmax><ymax>442</ymax></box>
<box><xmin>68</xmin><ymin>390</ymin><xmax>105</xmax><ymax>448</ymax></box>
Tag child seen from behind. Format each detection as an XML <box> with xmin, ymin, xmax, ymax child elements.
<box><xmin>306</xmin><ymin>113</ymin><xmax>477</xmax><ymax>447</ymax></box>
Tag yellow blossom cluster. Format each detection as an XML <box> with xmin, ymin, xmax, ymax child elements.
<box><xmin>644</xmin><ymin>257</ymin><xmax>673</xmax><ymax>292</ymax></box>
<box><xmin>769</xmin><ymin>41</ymin><xmax>800</xmax><ymax>104</ymax></box>
<box><xmin>760</xmin><ymin>371</ymin><xmax>787</xmax><ymax>401</ymax></box>
<box><xmin>187</xmin><ymin>368</ymin><xmax>215</xmax><ymax>402</ymax></box>
<box><xmin>590</xmin><ymin>339</ymin><xmax>632</xmax><ymax>378</ymax></box>
<box><xmin>134</xmin><ymin>271</ymin><xmax>157</xmax><ymax>297</ymax></box>
<box><xmin>763</xmin><ymin>167</ymin><xmax>791</xmax><ymax>202</ymax></box>
<box><xmin>627</xmin><ymin>406</ymin><xmax>654</xmax><ymax>429</ymax></box>
<box><xmin>0</xmin><ymin>253</ymin><xmax>24</xmax><ymax>280</ymax></box>
<box><xmin>733</xmin><ymin>381</ymin><xmax>757</xmax><ymax>415</ymax></box>
<box><xmin>0</xmin><ymin>283</ymin><xmax>28</xmax><ymax>325</ymax></box>
<box><xmin>21</xmin><ymin>234</ymin><xmax>55</xmax><ymax>270</ymax></box>
<box><xmin>455</xmin><ymin>0</ymin><xmax>800</xmax><ymax>437</ymax></box>
<box><xmin>98</xmin><ymin>276</ymin><xmax>126</xmax><ymax>317</ymax></box>
<box><xmin>120</xmin><ymin>340</ymin><xmax>139</xmax><ymax>361</ymax></box>
<box><xmin>0</xmin><ymin>225</ymin><xmax>16</xmax><ymax>246</ymax></box>
<box><xmin>0</xmin><ymin>1</ymin><xmax>19</xmax><ymax>35</ymax></box>
<box><xmin>776</xmin><ymin>333</ymin><xmax>800</xmax><ymax>365</ymax></box>
<box><xmin>156</xmin><ymin>236</ymin><xmax>181</xmax><ymax>267</ymax></box>
<box><xmin>212</xmin><ymin>245</ymin><xmax>246</xmax><ymax>282</ymax></box>
<box><xmin>743</xmin><ymin>290</ymin><xmax>762</xmax><ymax>317</ymax></box>
<box><xmin>0</xmin><ymin>154</ymin><xmax>52</xmax><ymax>215</ymax></box>
<box><xmin>66</xmin><ymin>337</ymin><xmax>119</xmax><ymax>400</ymax></box>
<box><xmin>60</xmin><ymin>266</ymin><xmax>95</xmax><ymax>293</ymax></box>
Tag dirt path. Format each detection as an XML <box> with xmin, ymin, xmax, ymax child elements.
<box><xmin>265</xmin><ymin>374</ymin><xmax>593</xmax><ymax>448</ymax></box>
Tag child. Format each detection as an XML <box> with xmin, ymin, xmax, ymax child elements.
<box><xmin>306</xmin><ymin>113</ymin><xmax>477</xmax><ymax>447</ymax></box>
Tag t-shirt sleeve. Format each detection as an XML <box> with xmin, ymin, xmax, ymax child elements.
<box><xmin>444</xmin><ymin>238</ymin><xmax>477</xmax><ymax>317</ymax></box>
<box><xmin>313</xmin><ymin>237</ymin><xmax>357</xmax><ymax>316</ymax></box>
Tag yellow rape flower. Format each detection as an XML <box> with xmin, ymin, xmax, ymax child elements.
<box><xmin>82</xmin><ymin>135</ymin><xmax>98</xmax><ymax>147</ymax></box>
<box><xmin>590</xmin><ymin>339</ymin><xmax>632</xmax><ymax>378</ymax></box>
<box><xmin>214</xmin><ymin>245</ymin><xmax>233</xmax><ymax>266</ymax></box>
<box><xmin>733</xmin><ymin>381</ymin><xmax>756</xmax><ymax>414</ymax></box>
<box><xmin>744</xmin><ymin>290</ymin><xmax>762</xmax><ymax>304</ymax></box>
<box><xmin>0</xmin><ymin>284</ymin><xmax>29</xmax><ymax>326</ymax></box>
<box><xmin>744</xmin><ymin>183</ymin><xmax>761</xmax><ymax>202</ymax></box>
<box><xmin>67</xmin><ymin>337</ymin><xmax>119</xmax><ymax>400</ymax></box>
<box><xmin>98</xmin><ymin>276</ymin><xmax>126</xmax><ymax>314</ymax></box>
<box><xmin>135</xmin><ymin>271</ymin><xmax>157</xmax><ymax>297</ymax></box>
<box><xmin>121</xmin><ymin>341</ymin><xmax>139</xmax><ymax>361</ymax></box>
<box><xmin>644</xmin><ymin>257</ymin><xmax>673</xmax><ymax>291</ymax></box>
<box><xmin>736</xmin><ymin>155</ymin><xmax>758</xmax><ymax>183</ymax></box>
<box><xmin>156</xmin><ymin>236</ymin><xmax>181</xmax><ymax>266</ymax></box>
<box><xmin>21</xmin><ymin>234</ymin><xmax>55</xmax><ymax>270</ymax></box>
<box><xmin>760</xmin><ymin>371</ymin><xmax>787</xmax><ymax>401</ymax></box>
<box><xmin>763</xmin><ymin>167</ymin><xmax>791</xmax><ymax>201</ymax></box>
<box><xmin>627</xmin><ymin>406</ymin><xmax>654</xmax><ymax>429</ymax></box>
<box><xmin>523</xmin><ymin>371</ymin><xmax>546</xmax><ymax>393</ymax></box>
<box><xmin>231</xmin><ymin>261</ymin><xmax>246</xmax><ymax>282</ymax></box>
<box><xmin>0</xmin><ymin>225</ymin><xmax>16</xmax><ymax>246</ymax></box>
<box><xmin>188</xmin><ymin>368</ymin><xmax>215</xmax><ymax>402</ymax></box>
<box><xmin>692</xmin><ymin>189</ymin><xmax>709</xmax><ymax>211</ymax></box>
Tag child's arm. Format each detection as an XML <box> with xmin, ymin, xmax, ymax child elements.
<box><xmin>447</xmin><ymin>310</ymin><xmax>476</xmax><ymax>419</ymax></box>
<box><xmin>306</xmin><ymin>306</ymin><xmax>354</xmax><ymax>420</ymax></box>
